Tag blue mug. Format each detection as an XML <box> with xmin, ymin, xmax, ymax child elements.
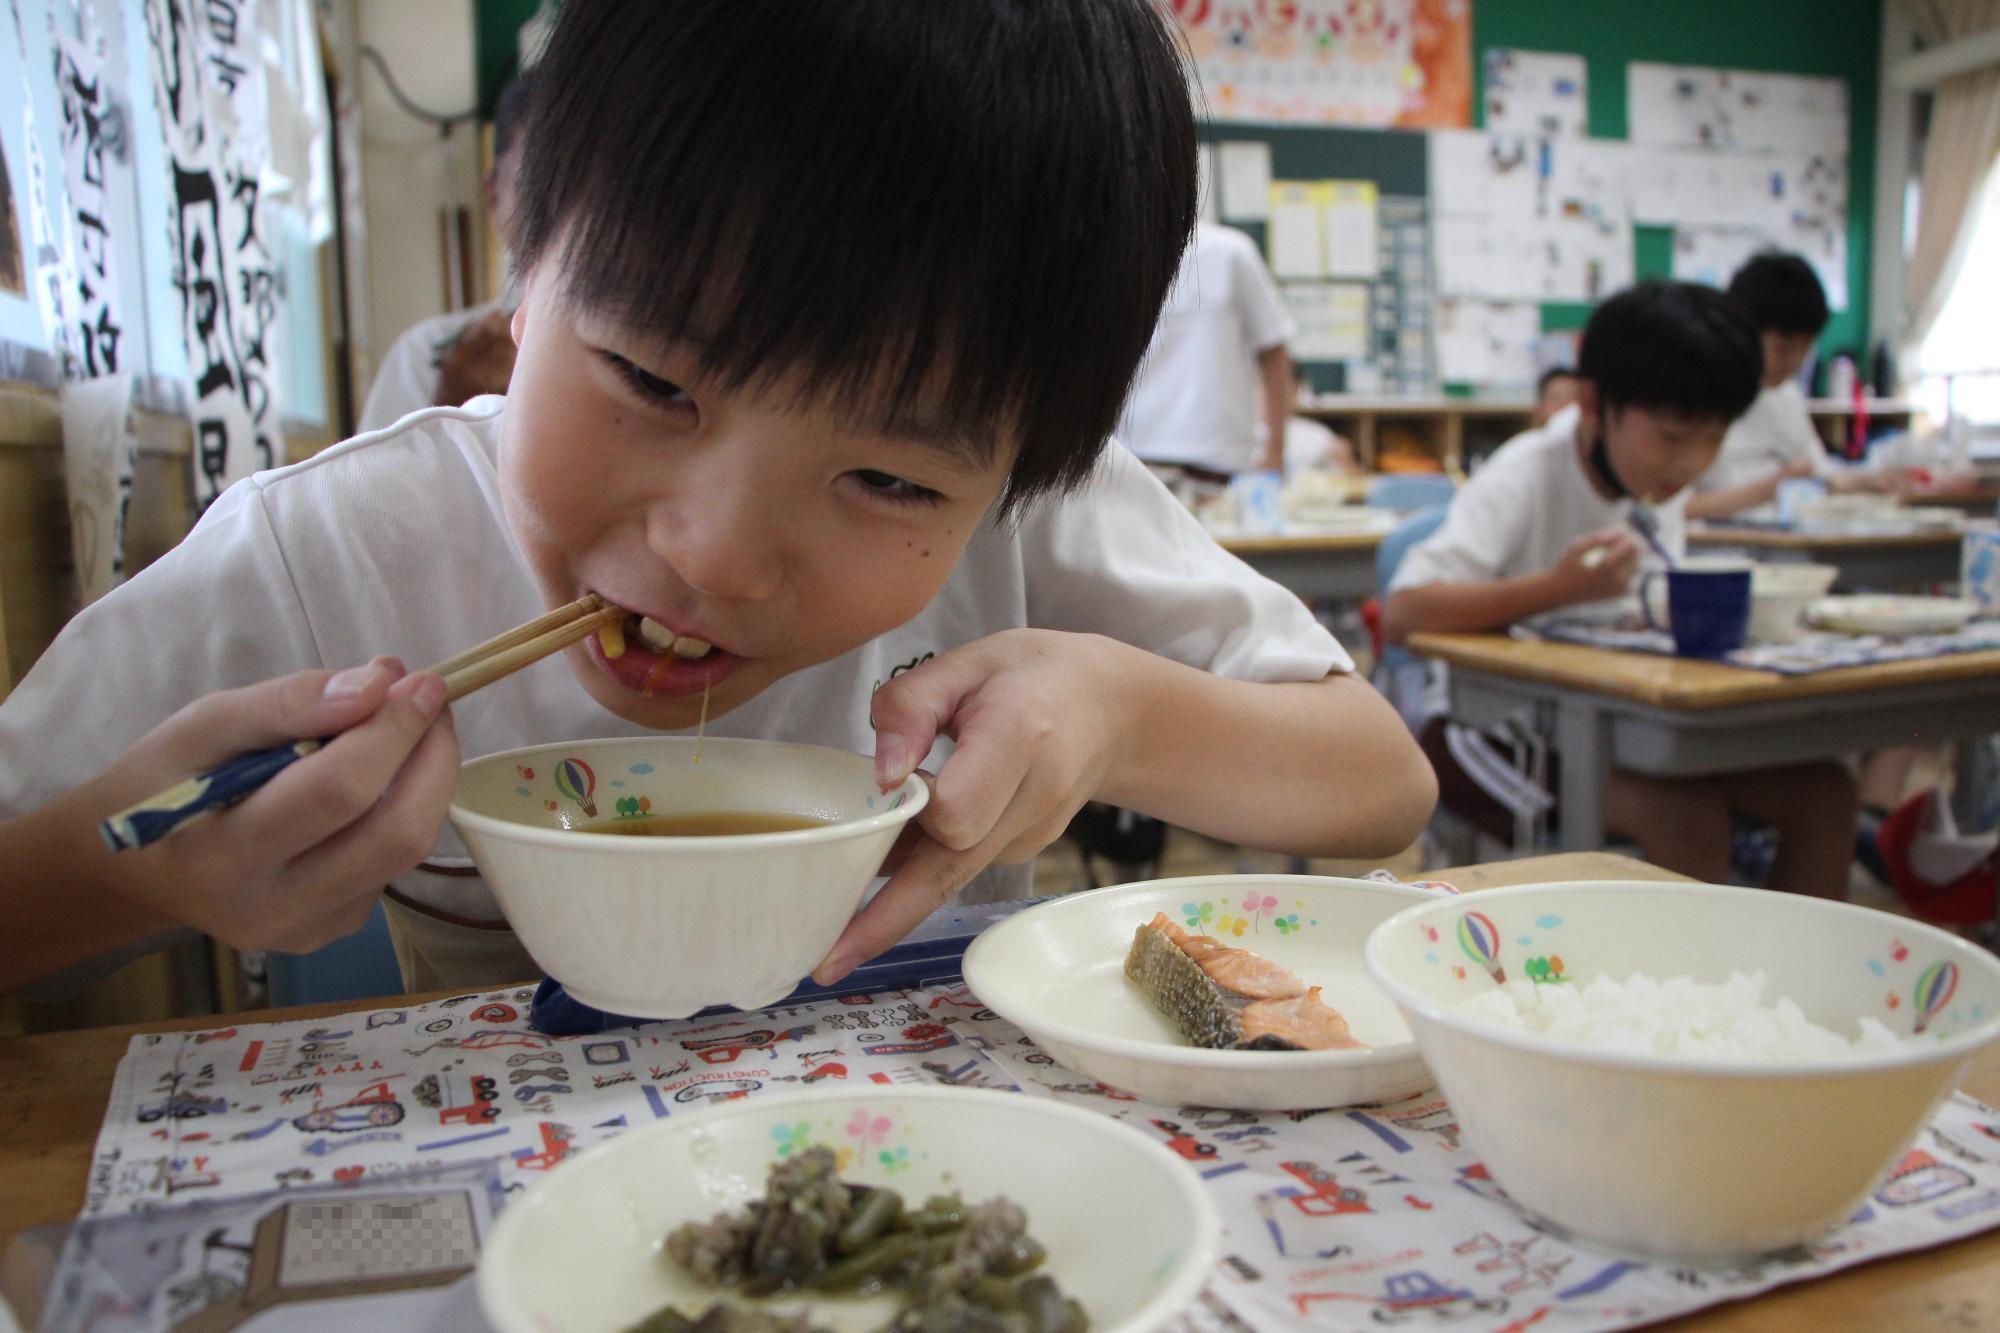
<box><xmin>1642</xmin><ymin>564</ymin><xmax>1752</xmax><ymax>658</ymax></box>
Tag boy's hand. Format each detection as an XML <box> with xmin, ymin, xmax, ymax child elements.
<box><xmin>1550</xmin><ymin>528</ymin><xmax>1640</xmax><ymax>604</ymax></box>
<box><xmin>79</xmin><ymin>661</ymin><xmax>460</xmax><ymax>953</ymax></box>
<box><xmin>813</xmin><ymin>630</ymin><xmax>1129</xmax><ymax>982</ymax></box>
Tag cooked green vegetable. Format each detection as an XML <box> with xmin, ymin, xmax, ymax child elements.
<box><xmin>634</xmin><ymin>1147</ymin><xmax>1087</xmax><ymax>1332</ymax></box>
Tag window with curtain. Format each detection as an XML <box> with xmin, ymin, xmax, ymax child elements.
<box><xmin>1911</xmin><ymin>152</ymin><xmax>2000</xmax><ymax>427</ymax></box>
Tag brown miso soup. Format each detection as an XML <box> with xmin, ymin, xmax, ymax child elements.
<box><xmin>580</xmin><ymin>811</ymin><xmax>834</xmax><ymax>837</ymax></box>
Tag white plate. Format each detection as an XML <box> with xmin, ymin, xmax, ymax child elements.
<box><xmin>1807</xmin><ymin>594</ymin><xmax>1980</xmax><ymax>636</ymax></box>
<box><xmin>962</xmin><ymin>875</ymin><xmax>1442</xmax><ymax>1110</ymax></box>
<box><xmin>479</xmin><ymin>1086</ymin><xmax>1218</xmax><ymax>1333</ymax></box>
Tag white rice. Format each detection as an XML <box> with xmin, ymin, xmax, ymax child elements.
<box><xmin>1457</xmin><ymin>969</ymin><xmax>1904</xmax><ymax>1061</ymax></box>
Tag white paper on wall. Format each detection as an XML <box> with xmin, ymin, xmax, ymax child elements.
<box><xmin>1281</xmin><ymin>280</ymin><xmax>1370</xmax><ymax>360</ymax></box>
<box><xmin>1482</xmin><ymin>48</ymin><xmax>1587</xmax><ymax>139</ymax></box>
<box><xmin>1268</xmin><ymin>181</ymin><xmax>1324</xmax><ymax>279</ymax></box>
<box><xmin>1324</xmin><ymin>180</ymin><xmax>1378</xmax><ymax>279</ymax></box>
<box><xmin>1218</xmin><ymin>140</ymin><xmax>1272</xmax><ymax>222</ymax></box>
<box><xmin>1674</xmin><ymin>223</ymin><xmax>1848</xmax><ymax>312</ymax></box>
<box><xmin>1435</xmin><ymin>298</ymin><xmax>1539</xmax><ymax>386</ymax></box>
<box><xmin>1628</xmin><ymin>62</ymin><xmax>1847</xmax><ymax>159</ymax></box>
<box><xmin>1428</xmin><ymin>133</ymin><xmax>1632</xmax><ymax>303</ymax></box>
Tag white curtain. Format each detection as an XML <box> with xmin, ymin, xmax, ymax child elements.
<box><xmin>1901</xmin><ymin>0</ymin><xmax>2000</xmax><ymax>363</ymax></box>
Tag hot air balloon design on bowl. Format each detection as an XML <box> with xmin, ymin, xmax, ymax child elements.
<box><xmin>553</xmin><ymin>757</ymin><xmax>598</xmax><ymax>819</ymax></box>
<box><xmin>1457</xmin><ymin>910</ymin><xmax>1504</xmax><ymax>984</ymax></box>
<box><xmin>1914</xmin><ymin>960</ymin><xmax>1959</xmax><ymax>1035</ymax></box>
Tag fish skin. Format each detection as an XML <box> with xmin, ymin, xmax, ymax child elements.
<box><xmin>1125</xmin><ymin>913</ymin><xmax>1365</xmax><ymax>1053</ymax></box>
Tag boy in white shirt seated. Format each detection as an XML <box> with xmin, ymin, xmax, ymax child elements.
<box><xmin>1384</xmin><ymin>282</ymin><xmax>1858</xmax><ymax>895</ymax></box>
<box><xmin>0</xmin><ymin>1</ymin><xmax>1435</xmax><ymax>998</ymax></box>
<box><xmin>1687</xmin><ymin>252</ymin><xmax>1887</xmax><ymax>520</ymax></box>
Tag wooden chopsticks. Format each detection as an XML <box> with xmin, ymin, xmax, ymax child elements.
<box><xmin>429</xmin><ymin>593</ymin><xmax>623</xmax><ymax>701</ymax></box>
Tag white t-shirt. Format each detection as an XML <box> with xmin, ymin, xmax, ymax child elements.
<box><xmin>357</xmin><ymin>301</ymin><xmax>506</xmax><ymax>435</ymax></box>
<box><xmin>0</xmin><ymin>399</ymin><xmax>1348</xmax><ymax>984</ymax></box>
<box><xmin>1694</xmin><ymin>383</ymin><xmax>1830</xmax><ymax>494</ymax></box>
<box><xmin>1116</xmin><ymin>223</ymin><xmax>1295</xmax><ymax>476</ymax></box>
<box><xmin>1389</xmin><ymin>405</ymin><xmax>1685</xmax><ymax>721</ymax></box>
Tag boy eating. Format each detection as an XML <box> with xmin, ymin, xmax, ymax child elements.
<box><xmin>1384</xmin><ymin>281</ymin><xmax>1856</xmax><ymax>894</ymax></box>
<box><xmin>0</xmin><ymin>2</ymin><xmax>1434</xmax><ymax>996</ymax></box>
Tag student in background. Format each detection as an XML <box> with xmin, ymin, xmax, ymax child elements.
<box><xmin>1384</xmin><ymin>281</ymin><xmax>1858</xmax><ymax>895</ymax></box>
<box><xmin>1281</xmin><ymin>362</ymin><xmax>1361</xmax><ymax>477</ymax></box>
<box><xmin>358</xmin><ymin>73</ymin><xmax>536</xmax><ymax>434</ymax></box>
<box><xmin>1686</xmin><ymin>251</ymin><xmax>1889</xmax><ymax>520</ymax></box>
<box><xmin>1117</xmin><ymin>221</ymin><xmax>1296</xmax><ymax>481</ymax></box>
<box><xmin>1531</xmin><ymin>366</ymin><xmax>1579</xmax><ymax>429</ymax></box>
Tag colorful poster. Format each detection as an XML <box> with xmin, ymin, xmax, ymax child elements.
<box><xmin>1165</xmin><ymin>0</ymin><xmax>1471</xmax><ymax>128</ymax></box>
<box><xmin>144</xmin><ymin>0</ymin><xmax>284</xmax><ymax>507</ymax></box>
<box><xmin>1482</xmin><ymin>48</ymin><xmax>1587</xmax><ymax>139</ymax></box>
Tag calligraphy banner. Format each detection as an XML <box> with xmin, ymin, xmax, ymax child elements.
<box><xmin>145</xmin><ymin>0</ymin><xmax>283</xmax><ymax>507</ymax></box>
<box><xmin>53</xmin><ymin>23</ymin><xmax>126</xmax><ymax>379</ymax></box>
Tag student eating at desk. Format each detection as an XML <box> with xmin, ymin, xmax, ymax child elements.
<box><xmin>1383</xmin><ymin>280</ymin><xmax>1859</xmax><ymax>896</ymax></box>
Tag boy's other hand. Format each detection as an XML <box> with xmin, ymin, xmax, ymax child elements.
<box><xmin>79</xmin><ymin>661</ymin><xmax>460</xmax><ymax>954</ymax></box>
<box><xmin>435</xmin><ymin>310</ymin><xmax>519</xmax><ymax>405</ymax></box>
<box><xmin>1552</xmin><ymin>528</ymin><xmax>1640</xmax><ymax>604</ymax></box>
<box><xmin>813</xmin><ymin>630</ymin><xmax>1126</xmax><ymax>982</ymax></box>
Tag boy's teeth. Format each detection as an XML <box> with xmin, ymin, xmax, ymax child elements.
<box><xmin>635</xmin><ymin>615</ymin><xmax>715</xmax><ymax>659</ymax></box>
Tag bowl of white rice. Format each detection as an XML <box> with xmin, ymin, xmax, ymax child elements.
<box><xmin>1364</xmin><ymin>881</ymin><xmax>2000</xmax><ymax>1266</ymax></box>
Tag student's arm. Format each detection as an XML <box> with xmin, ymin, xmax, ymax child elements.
<box><xmin>0</xmin><ymin>663</ymin><xmax>457</xmax><ymax>996</ymax></box>
<box><xmin>1257</xmin><ymin>344</ymin><xmax>1293</xmax><ymax>472</ymax></box>
<box><xmin>1684</xmin><ymin>462</ymin><xmax>1815</xmax><ymax>520</ymax></box>
<box><xmin>817</xmin><ymin>632</ymin><xmax>1436</xmax><ymax>982</ymax></box>
<box><xmin>1381</xmin><ymin>529</ymin><xmax>1641</xmax><ymax>644</ymax></box>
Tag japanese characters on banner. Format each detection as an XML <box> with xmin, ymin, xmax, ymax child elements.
<box><xmin>1628</xmin><ymin>61</ymin><xmax>1851</xmax><ymax>311</ymax></box>
<box><xmin>1163</xmin><ymin>0</ymin><xmax>1472</xmax><ymax>128</ymax></box>
<box><xmin>52</xmin><ymin>21</ymin><xmax>126</xmax><ymax>379</ymax></box>
<box><xmin>145</xmin><ymin>0</ymin><xmax>284</xmax><ymax>507</ymax></box>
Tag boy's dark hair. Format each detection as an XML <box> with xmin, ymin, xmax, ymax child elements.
<box><xmin>490</xmin><ymin>71</ymin><xmax>535</xmax><ymax>164</ymax></box>
<box><xmin>1727</xmin><ymin>251</ymin><xmax>1830</xmax><ymax>336</ymax></box>
<box><xmin>514</xmin><ymin>2</ymin><xmax>1198</xmax><ymax>513</ymax></box>
<box><xmin>1535</xmin><ymin>366</ymin><xmax>1576</xmax><ymax>397</ymax></box>
<box><xmin>1577</xmin><ymin>281</ymin><xmax>1761</xmax><ymax>423</ymax></box>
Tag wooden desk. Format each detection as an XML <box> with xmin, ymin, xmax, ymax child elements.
<box><xmin>3</xmin><ymin>852</ymin><xmax>1996</xmax><ymax>1331</ymax></box>
<box><xmin>1907</xmin><ymin>487</ymin><xmax>2000</xmax><ymax>514</ymax></box>
<box><xmin>1408</xmin><ymin>632</ymin><xmax>2000</xmax><ymax>849</ymax></box>
<box><xmin>1218</xmin><ymin>529</ymin><xmax>1384</xmax><ymax>601</ymax></box>
<box><xmin>1688</xmin><ymin>525</ymin><xmax>1963</xmax><ymax>590</ymax></box>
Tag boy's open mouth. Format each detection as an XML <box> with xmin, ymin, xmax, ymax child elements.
<box><xmin>583</xmin><ymin>600</ymin><xmax>747</xmax><ymax>699</ymax></box>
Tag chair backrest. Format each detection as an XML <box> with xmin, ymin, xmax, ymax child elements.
<box><xmin>1366</xmin><ymin>473</ymin><xmax>1457</xmax><ymax>514</ymax></box>
<box><xmin>1375</xmin><ymin>503</ymin><xmax>1452</xmax><ymax>594</ymax></box>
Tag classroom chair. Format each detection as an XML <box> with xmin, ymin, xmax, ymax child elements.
<box><xmin>1362</xmin><ymin>504</ymin><xmax>1450</xmax><ymax>731</ymax></box>
<box><xmin>1365</xmin><ymin>473</ymin><xmax>1457</xmax><ymax>515</ymax></box>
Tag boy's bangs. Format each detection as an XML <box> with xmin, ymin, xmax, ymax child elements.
<box><xmin>516</xmin><ymin>3</ymin><xmax>1196</xmax><ymax>512</ymax></box>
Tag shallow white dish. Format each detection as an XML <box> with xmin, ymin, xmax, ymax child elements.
<box><xmin>451</xmin><ymin>738</ymin><xmax>926</xmax><ymax>1019</ymax></box>
<box><xmin>963</xmin><ymin>875</ymin><xmax>1441</xmax><ymax>1110</ymax></box>
<box><xmin>478</xmin><ymin>1086</ymin><xmax>1219</xmax><ymax>1333</ymax></box>
<box><xmin>1366</xmin><ymin>881</ymin><xmax>2000</xmax><ymax>1266</ymax></box>
<box><xmin>1807</xmin><ymin>594</ymin><xmax>1980</xmax><ymax>636</ymax></box>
